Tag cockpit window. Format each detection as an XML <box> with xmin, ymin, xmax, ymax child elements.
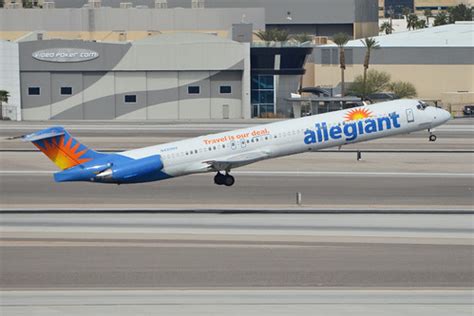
<box><xmin>416</xmin><ymin>101</ymin><xmax>428</xmax><ymax>110</ymax></box>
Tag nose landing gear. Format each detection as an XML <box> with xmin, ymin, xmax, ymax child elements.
<box><xmin>428</xmin><ymin>129</ymin><xmax>437</xmax><ymax>142</ymax></box>
<box><xmin>214</xmin><ymin>171</ymin><xmax>235</xmax><ymax>186</ymax></box>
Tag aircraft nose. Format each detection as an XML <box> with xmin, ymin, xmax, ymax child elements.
<box><xmin>439</xmin><ymin>108</ymin><xmax>451</xmax><ymax>123</ymax></box>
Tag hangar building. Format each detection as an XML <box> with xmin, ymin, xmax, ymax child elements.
<box><xmin>17</xmin><ymin>33</ymin><xmax>251</xmax><ymax>120</ymax></box>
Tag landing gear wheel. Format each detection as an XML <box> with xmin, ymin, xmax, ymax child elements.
<box><xmin>214</xmin><ymin>172</ymin><xmax>225</xmax><ymax>185</ymax></box>
<box><xmin>429</xmin><ymin>134</ymin><xmax>437</xmax><ymax>142</ymax></box>
<box><xmin>224</xmin><ymin>174</ymin><xmax>235</xmax><ymax>187</ymax></box>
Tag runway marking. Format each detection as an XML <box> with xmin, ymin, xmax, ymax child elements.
<box><xmin>0</xmin><ymin>170</ymin><xmax>472</xmax><ymax>178</ymax></box>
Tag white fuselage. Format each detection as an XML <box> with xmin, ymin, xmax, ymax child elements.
<box><xmin>118</xmin><ymin>99</ymin><xmax>451</xmax><ymax>178</ymax></box>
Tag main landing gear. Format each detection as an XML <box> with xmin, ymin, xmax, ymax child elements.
<box><xmin>428</xmin><ymin>129</ymin><xmax>437</xmax><ymax>142</ymax></box>
<box><xmin>214</xmin><ymin>171</ymin><xmax>235</xmax><ymax>186</ymax></box>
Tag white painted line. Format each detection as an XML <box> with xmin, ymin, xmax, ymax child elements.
<box><xmin>1</xmin><ymin>170</ymin><xmax>472</xmax><ymax>178</ymax></box>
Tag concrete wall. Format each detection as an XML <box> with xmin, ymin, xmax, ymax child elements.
<box><xmin>307</xmin><ymin>45</ymin><xmax>474</xmax><ymax>102</ymax></box>
<box><xmin>0</xmin><ymin>41</ymin><xmax>21</xmax><ymax>120</ymax></box>
<box><xmin>47</xmin><ymin>0</ymin><xmax>379</xmax><ymax>24</ymax></box>
<box><xmin>0</xmin><ymin>8</ymin><xmax>266</xmax><ymax>32</ymax></box>
<box><xmin>21</xmin><ymin>70</ymin><xmax>244</xmax><ymax>120</ymax></box>
<box><xmin>313</xmin><ymin>46</ymin><xmax>474</xmax><ymax>65</ymax></box>
<box><xmin>312</xmin><ymin>64</ymin><xmax>474</xmax><ymax>102</ymax></box>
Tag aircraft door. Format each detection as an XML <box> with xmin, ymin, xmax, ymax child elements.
<box><xmin>406</xmin><ymin>108</ymin><xmax>415</xmax><ymax>123</ymax></box>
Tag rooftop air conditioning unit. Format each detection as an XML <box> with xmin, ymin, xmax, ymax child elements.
<box><xmin>155</xmin><ymin>0</ymin><xmax>167</xmax><ymax>9</ymax></box>
<box><xmin>191</xmin><ymin>0</ymin><xmax>204</xmax><ymax>9</ymax></box>
<box><xmin>43</xmin><ymin>1</ymin><xmax>55</xmax><ymax>9</ymax></box>
<box><xmin>88</xmin><ymin>0</ymin><xmax>101</xmax><ymax>9</ymax></box>
<box><xmin>120</xmin><ymin>2</ymin><xmax>132</xmax><ymax>8</ymax></box>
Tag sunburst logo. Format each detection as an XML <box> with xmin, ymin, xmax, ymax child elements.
<box><xmin>344</xmin><ymin>108</ymin><xmax>373</xmax><ymax>121</ymax></box>
<box><xmin>34</xmin><ymin>135</ymin><xmax>92</xmax><ymax>170</ymax></box>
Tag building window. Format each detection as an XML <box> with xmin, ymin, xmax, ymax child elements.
<box><xmin>219</xmin><ymin>86</ymin><xmax>232</xmax><ymax>94</ymax></box>
<box><xmin>60</xmin><ymin>87</ymin><xmax>72</xmax><ymax>95</ymax></box>
<box><xmin>124</xmin><ymin>95</ymin><xmax>137</xmax><ymax>103</ymax></box>
<box><xmin>188</xmin><ymin>86</ymin><xmax>200</xmax><ymax>95</ymax></box>
<box><xmin>251</xmin><ymin>74</ymin><xmax>274</xmax><ymax>118</ymax></box>
<box><xmin>321</xmin><ymin>49</ymin><xmax>331</xmax><ymax>65</ymax></box>
<box><xmin>28</xmin><ymin>87</ymin><xmax>40</xmax><ymax>95</ymax></box>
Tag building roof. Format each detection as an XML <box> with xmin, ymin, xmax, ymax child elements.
<box><xmin>324</xmin><ymin>22</ymin><xmax>474</xmax><ymax>48</ymax></box>
<box><xmin>134</xmin><ymin>32</ymin><xmax>239</xmax><ymax>45</ymax></box>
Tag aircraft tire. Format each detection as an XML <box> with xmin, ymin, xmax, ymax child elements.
<box><xmin>429</xmin><ymin>134</ymin><xmax>437</xmax><ymax>142</ymax></box>
<box><xmin>224</xmin><ymin>175</ymin><xmax>235</xmax><ymax>187</ymax></box>
<box><xmin>214</xmin><ymin>172</ymin><xmax>225</xmax><ymax>185</ymax></box>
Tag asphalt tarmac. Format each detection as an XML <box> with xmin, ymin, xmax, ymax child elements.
<box><xmin>0</xmin><ymin>119</ymin><xmax>472</xmax><ymax>315</ymax></box>
<box><xmin>1</xmin><ymin>213</ymin><xmax>472</xmax><ymax>289</ymax></box>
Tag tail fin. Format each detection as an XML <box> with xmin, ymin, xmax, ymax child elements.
<box><xmin>22</xmin><ymin>126</ymin><xmax>106</xmax><ymax>170</ymax></box>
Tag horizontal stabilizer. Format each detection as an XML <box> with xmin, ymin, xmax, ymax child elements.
<box><xmin>21</xmin><ymin>127</ymin><xmax>66</xmax><ymax>142</ymax></box>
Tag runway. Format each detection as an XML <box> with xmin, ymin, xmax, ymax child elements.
<box><xmin>1</xmin><ymin>213</ymin><xmax>472</xmax><ymax>289</ymax></box>
<box><xmin>2</xmin><ymin>289</ymin><xmax>472</xmax><ymax>316</ymax></box>
<box><xmin>0</xmin><ymin>119</ymin><xmax>473</xmax><ymax>315</ymax></box>
<box><xmin>1</xmin><ymin>150</ymin><xmax>473</xmax><ymax>209</ymax></box>
<box><xmin>1</xmin><ymin>212</ymin><xmax>473</xmax><ymax>315</ymax></box>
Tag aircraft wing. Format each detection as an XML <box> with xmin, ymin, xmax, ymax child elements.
<box><xmin>204</xmin><ymin>150</ymin><xmax>270</xmax><ymax>171</ymax></box>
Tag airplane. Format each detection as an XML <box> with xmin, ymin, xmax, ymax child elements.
<box><xmin>17</xmin><ymin>99</ymin><xmax>451</xmax><ymax>186</ymax></box>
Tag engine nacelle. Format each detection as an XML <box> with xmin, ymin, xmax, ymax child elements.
<box><xmin>54</xmin><ymin>155</ymin><xmax>165</xmax><ymax>184</ymax></box>
<box><xmin>95</xmin><ymin>155</ymin><xmax>164</xmax><ymax>183</ymax></box>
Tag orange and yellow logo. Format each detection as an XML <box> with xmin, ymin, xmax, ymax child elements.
<box><xmin>344</xmin><ymin>108</ymin><xmax>373</xmax><ymax>121</ymax></box>
<box><xmin>34</xmin><ymin>135</ymin><xmax>92</xmax><ymax>170</ymax></box>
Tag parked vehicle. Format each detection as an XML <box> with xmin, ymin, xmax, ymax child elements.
<box><xmin>463</xmin><ymin>105</ymin><xmax>474</xmax><ymax>116</ymax></box>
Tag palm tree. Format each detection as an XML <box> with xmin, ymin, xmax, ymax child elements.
<box><xmin>273</xmin><ymin>29</ymin><xmax>289</xmax><ymax>42</ymax></box>
<box><xmin>291</xmin><ymin>33</ymin><xmax>312</xmax><ymax>44</ymax></box>
<box><xmin>0</xmin><ymin>90</ymin><xmax>10</xmax><ymax>120</ymax></box>
<box><xmin>415</xmin><ymin>20</ymin><xmax>427</xmax><ymax>29</ymax></box>
<box><xmin>361</xmin><ymin>37</ymin><xmax>380</xmax><ymax>100</ymax></box>
<box><xmin>379</xmin><ymin>21</ymin><xmax>394</xmax><ymax>35</ymax></box>
<box><xmin>433</xmin><ymin>12</ymin><xmax>449</xmax><ymax>26</ymax></box>
<box><xmin>406</xmin><ymin>14</ymin><xmax>419</xmax><ymax>30</ymax></box>
<box><xmin>332</xmin><ymin>33</ymin><xmax>350</xmax><ymax>97</ymax></box>
<box><xmin>424</xmin><ymin>9</ymin><xmax>432</xmax><ymax>25</ymax></box>
<box><xmin>0</xmin><ymin>90</ymin><xmax>9</xmax><ymax>104</ymax></box>
<box><xmin>254</xmin><ymin>29</ymin><xmax>289</xmax><ymax>46</ymax></box>
<box><xmin>402</xmin><ymin>7</ymin><xmax>411</xmax><ymax>19</ymax></box>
